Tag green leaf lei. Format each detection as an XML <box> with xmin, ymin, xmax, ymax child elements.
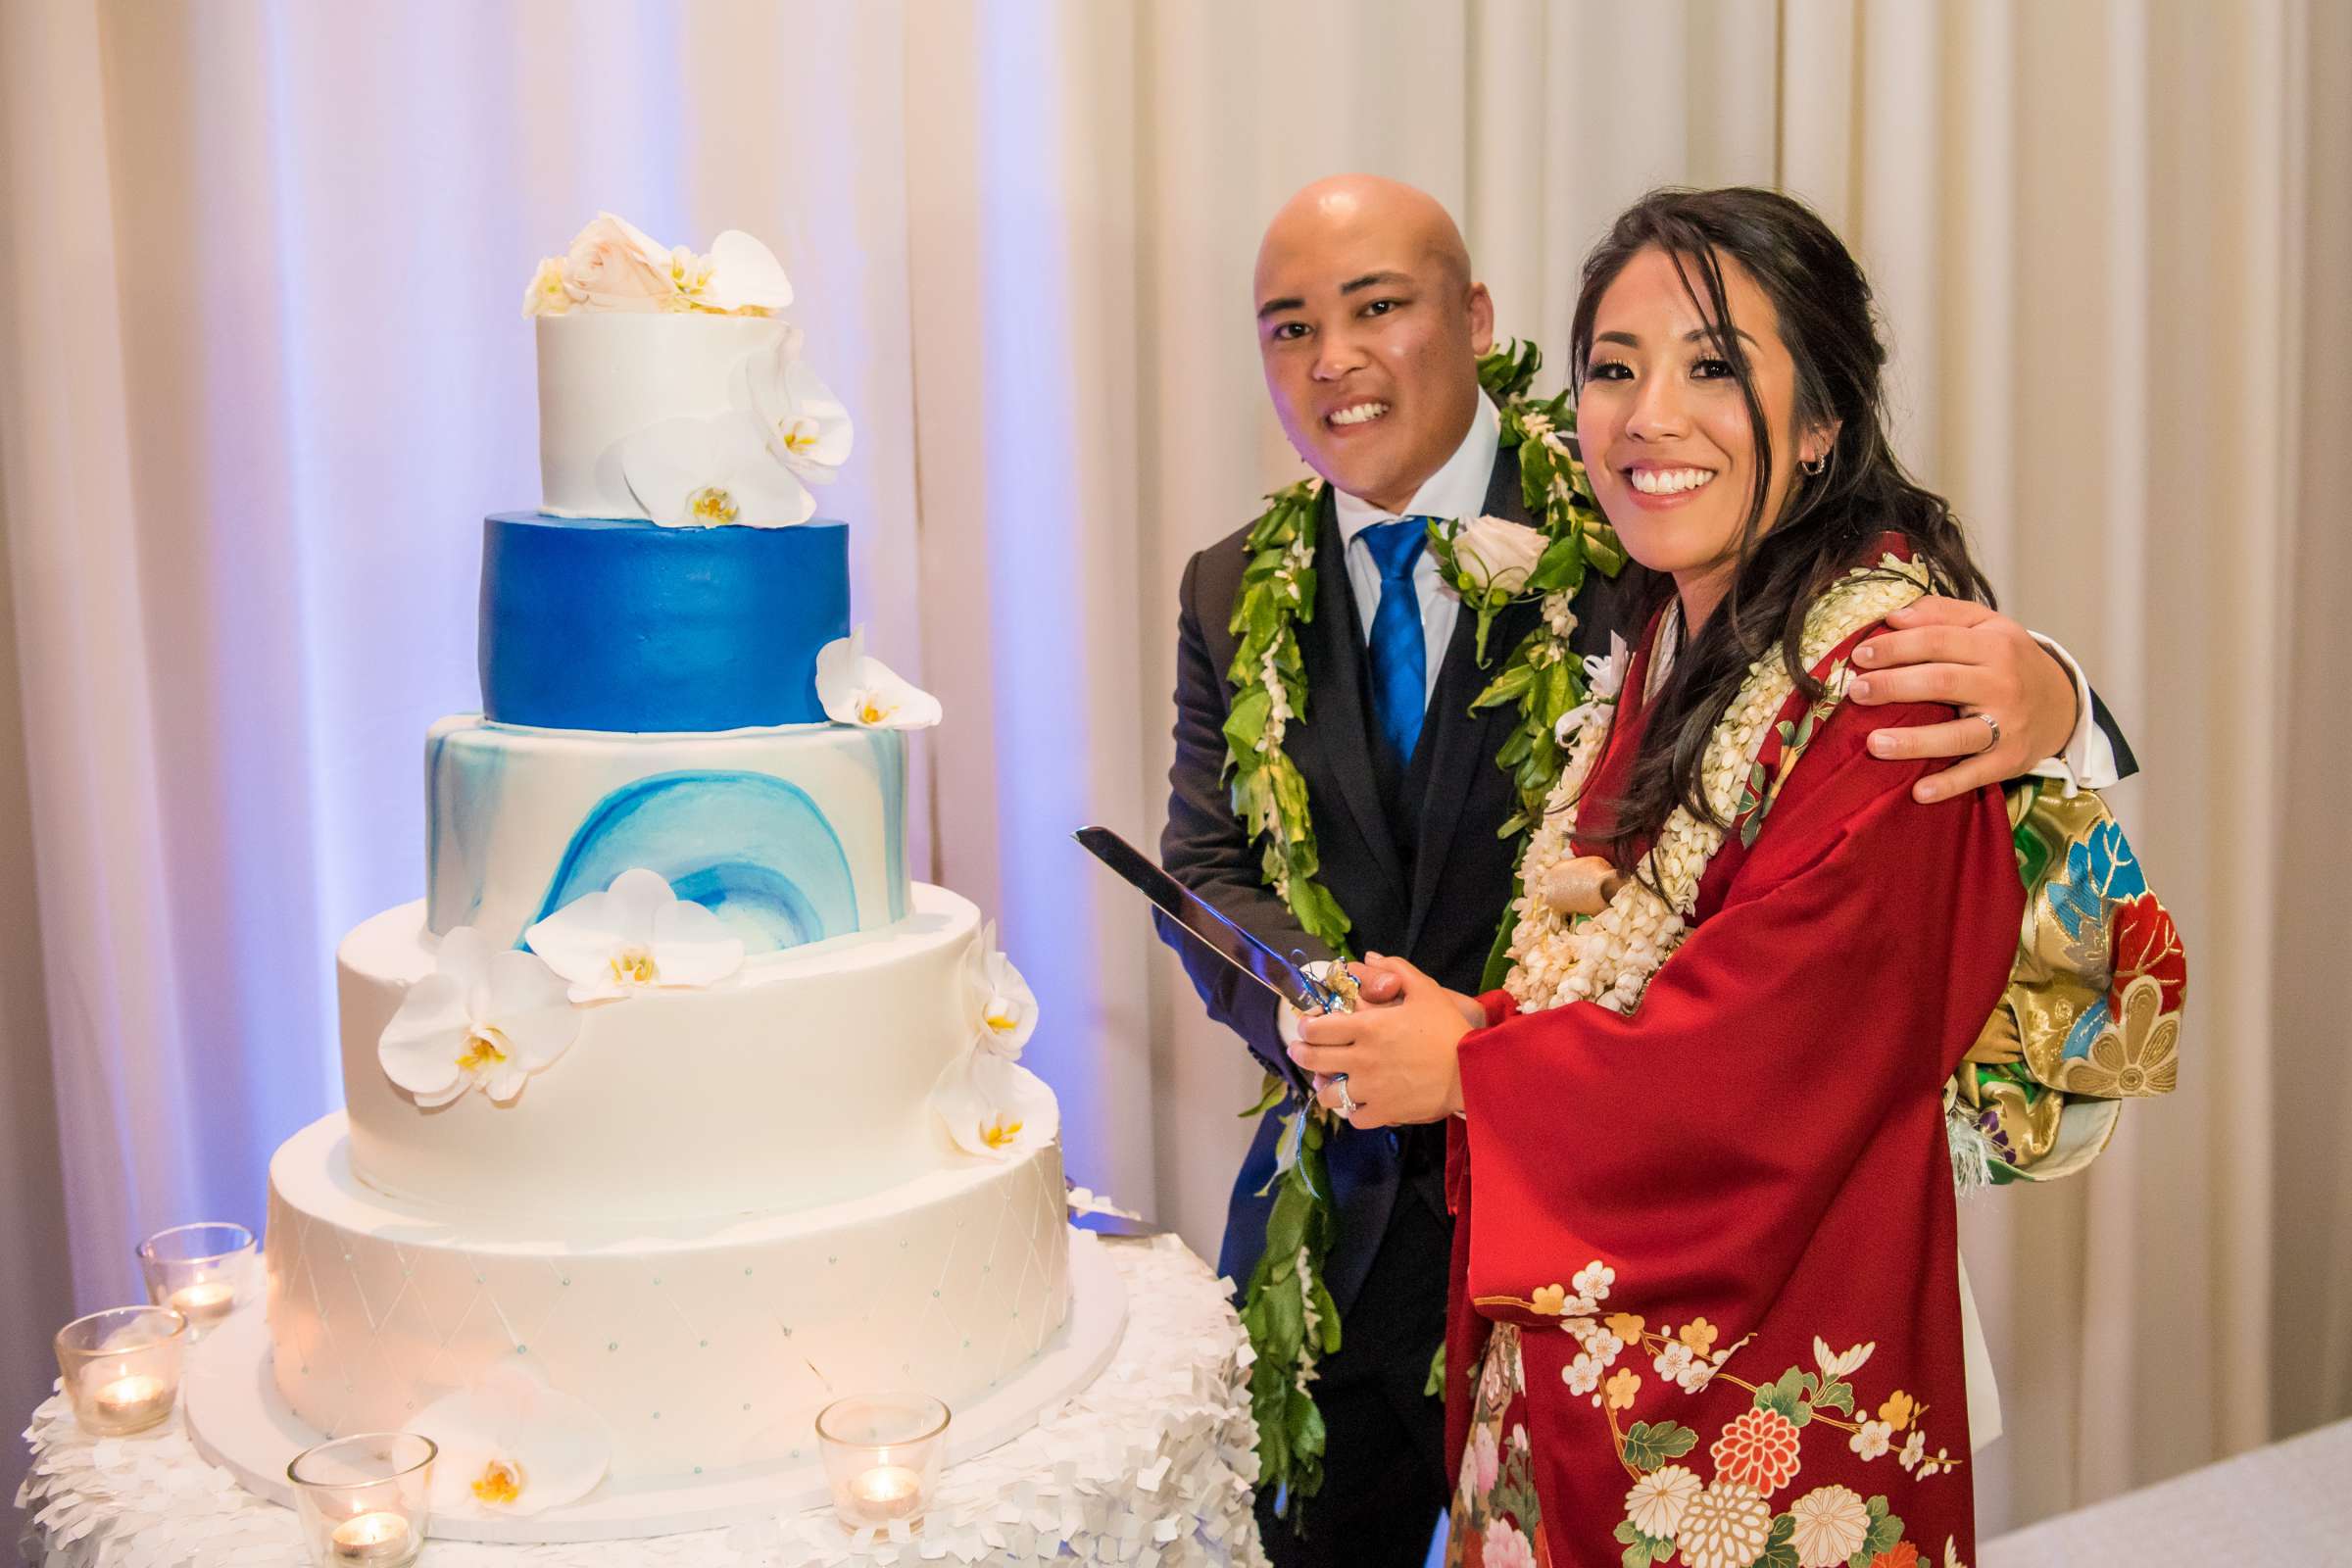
<box><xmin>1219</xmin><ymin>341</ymin><xmax>1625</xmax><ymax>1523</ymax></box>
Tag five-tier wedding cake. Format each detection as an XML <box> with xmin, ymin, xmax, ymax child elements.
<box><xmin>255</xmin><ymin>216</ymin><xmax>1074</xmax><ymax>1521</ymax></box>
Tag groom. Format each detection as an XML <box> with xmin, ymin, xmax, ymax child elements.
<box><xmin>1160</xmin><ymin>174</ymin><xmax>2126</xmax><ymax>1564</ymax></box>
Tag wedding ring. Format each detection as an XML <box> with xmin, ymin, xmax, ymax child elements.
<box><xmin>1332</xmin><ymin>1074</ymin><xmax>1357</xmax><ymax>1119</ymax></box>
<box><xmin>1973</xmin><ymin>711</ymin><xmax>2001</xmax><ymax>754</ymax></box>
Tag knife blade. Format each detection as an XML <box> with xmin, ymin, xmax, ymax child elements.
<box><xmin>1074</xmin><ymin>825</ymin><xmax>1348</xmax><ymax>1103</ymax></box>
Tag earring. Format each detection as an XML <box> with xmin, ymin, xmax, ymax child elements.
<box><xmin>1801</xmin><ymin>453</ymin><xmax>1829</xmax><ymax>477</ymax></box>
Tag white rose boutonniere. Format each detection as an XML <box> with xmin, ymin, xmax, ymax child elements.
<box><xmin>1450</xmin><ymin>514</ymin><xmax>1549</xmax><ymax>596</ymax></box>
<box><xmin>1430</xmin><ymin>514</ymin><xmax>1572</xmax><ymax>664</ymax></box>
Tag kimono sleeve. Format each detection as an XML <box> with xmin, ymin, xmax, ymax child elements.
<box><xmin>1455</xmin><ymin>697</ymin><xmax>2023</xmax><ymax>1331</ymax></box>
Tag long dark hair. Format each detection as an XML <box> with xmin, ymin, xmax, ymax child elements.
<box><xmin>1566</xmin><ymin>185</ymin><xmax>1997</xmax><ymax>871</ymax></box>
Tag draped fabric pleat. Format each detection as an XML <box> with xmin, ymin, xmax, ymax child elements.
<box><xmin>4</xmin><ymin>0</ymin><xmax>2344</xmax><ymax>1533</ymax></box>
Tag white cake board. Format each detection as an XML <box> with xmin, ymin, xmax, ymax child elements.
<box><xmin>181</xmin><ymin>1229</ymin><xmax>1127</xmax><ymax>1544</ymax></box>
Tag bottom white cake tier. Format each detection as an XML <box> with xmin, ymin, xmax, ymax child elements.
<box><xmin>263</xmin><ymin>1113</ymin><xmax>1070</xmax><ymax>1485</ymax></box>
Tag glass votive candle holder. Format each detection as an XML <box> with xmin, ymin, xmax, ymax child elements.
<box><xmin>287</xmin><ymin>1432</ymin><xmax>436</xmax><ymax>1568</ymax></box>
<box><xmin>816</xmin><ymin>1392</ymin><xmax>950</xmax><ymax>1530</ymax></box>
<box><xmin>137</xmin><ymin>1221</ymin><xmax>258</xmax><ymax>1339</ymax></box>
<box><xmin>53</xmin><ymin>1305</ymin><xmax>188</xmax><ymax>1436</ymax></box>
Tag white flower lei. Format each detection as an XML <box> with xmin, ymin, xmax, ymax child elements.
<box><xmin>1504</xmin><ymin>556</ymin><xmax>1933</xmax><ymax>1015</ymax></box>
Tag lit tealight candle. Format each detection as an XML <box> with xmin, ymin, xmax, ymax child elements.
<box><xmin>167</xmin><ymin>1281</ymin><xmax>236</xmax><ymax>1327</ymax></box>
<box><xmin>89</xmin><ymin>1372</ymin><xmax>172</xmax><ymax>1429</ymax></box>
<box><xmin>850</xmin><ymin>1463</ymin><xmax>924</xmax><ymax>1522</ymax></box>
<box><xmin>328</xmin><ymin>1511</ymin><xmax>414</xmax><ymax>1563</ymax></box>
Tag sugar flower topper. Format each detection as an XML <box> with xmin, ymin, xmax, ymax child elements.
<box><xmin>407</xmin><ymin>1362</ymin><xmax>611</xmax><ymax>1518</ymax></box>
<box><xmin>523</xmin><ymin>212</ymin><xmax>793</xmax><ymax>318</ymax></box>
<box><xmin>931</xmin><ymin>1045</ymin><xmax>1058</xmax><ymax>1162</ymax></box>
<box><xmin>964</xmin><ymin>920</ymin><xmax>1038</xmax><ymax>1057</ymax></box>
<box><xmin>378</xmin><ymin>927</ymin><xmax>579</xmax><ymax>1107</ymax></box>
<box><xmin>816</xmin><ymin>626</ymin><xmax>942</xmax><ymax>730</ymax></box>
<box><xmin>736</xmin><ymin>336</ymin><xmax>853</xmax><ymax>484</ymax></box>
<box><xmin>616</xmin><ymin>332</ymin><xmax>855</xmax><ymax>529</ymax></box>
<box><xmin>620</xmin><ymin>410</ymin><xmax>818</xmax><ymax>528</ymax></box>
<box><xmin>523</xmin><ymin>867</ymin><xmax>746</xmax><ymax>1003</ymax></box>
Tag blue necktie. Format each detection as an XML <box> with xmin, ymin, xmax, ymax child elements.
<box><xmin>1359</xmin><ymin>517</ymin><xmax>1432</xmax><ymax>768</ymax></box>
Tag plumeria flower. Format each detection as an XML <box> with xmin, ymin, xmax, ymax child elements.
<box><xmin>931</xmin><ymin>1044</ymin><xmax>1058</xmax><ymax>1161</ymax></box>
<box><xmin>815</xmin><ymin>627</ymin><xmax>943</xmax><ymax>730</ymax></box>
<box><xmin>703</xmin><ymin>228</ymin><xmax>795</xmax><ymax>314</ymax></box>
<box><xmin>964</xmin><ymin>921</ymin><xmax>1038</xmax><ymax>1056</ymax></box>
<box><xmin>377</xmin><ymin>927</ymin><xmax>578</xmax><ymax>1107</ymax></box>
<box><xmin>735</xmin><ymin>338</ymin><xmax>853</xmax><ymax>481</ymax></box>
<box><xmin>523</xmin><ymin>868</ymin><xmax>745</xmax><ymax>1004</ymax></box>
<box><xmin>407</xmin><ymin>1363</ymin><xmax>611</xmax><ymax>1518</ymax></box>
<box><xmin>620</xmin><ymin>410</ymin><xmax>817</xmax><ymax>528</ymax></box>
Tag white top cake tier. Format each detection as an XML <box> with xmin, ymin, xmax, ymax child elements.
<box><xmin>524</xmin><ymin>216</ymin><xmax>851</xmax><ymax>526</ymax></box>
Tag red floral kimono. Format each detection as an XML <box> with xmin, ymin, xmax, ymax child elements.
<box><xmin>1443</xmin><ymin>612</ymin><xmax>2021</xmax><ymax>1568</ymax></box>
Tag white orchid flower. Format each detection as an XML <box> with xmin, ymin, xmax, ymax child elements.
<box><xmin>702</xmin><ymin>228</ymin><xmax>795</xmax><ymax>314</ymax></box>
<box><xmin>619</xmin><ymin>410</ymin><xmax>815</xmax><ymax>528</ymax></box>
<box><xmin>523</xmin><ymin>868</ymin><xmax>745</xmax><ymax>1004</ymax></box>
<box><xmin>931</xmin><ymin>1045</ymin><xmax>1058</xmax><ymax>1161</ymax></box>
<box><xmin>408</xmin><ymin>1363</ymin><xmax>611</xmax><ymax>1518</ymax></box>
<box><xmin>377</xmin><ymin>927</ymin><xmax>578</xmax><ymax>1108</ymax></box>
<box><xmin>734</xmin><ymin>341</ymin><xmax>853</xmax><ymax>483</ymax></box>
<box><xmin>815</xmin><ymin>626</ymin><xmax>943</xmax><ymax>730</ymax></box>
<box><xmin>964</xmin><ymin>920</ymin><xmax>1038</xmax><ymax>1057</ymax></box>
<box><xmin>1554</xmin><ymin>631</ymin><xmax>1634</xmax><ymax>745</ymax></box>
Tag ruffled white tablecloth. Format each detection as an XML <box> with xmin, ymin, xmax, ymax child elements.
<box><xmin>17</xmin><ymin>1234</ymin><xmax>1268</xmax><ymax>1568</ymax></box>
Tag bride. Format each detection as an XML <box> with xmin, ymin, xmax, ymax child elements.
<box><xmin>1286</xmin><ymin>186</ymin><xmax>2025</xmax><ymax>1568</ymax></box>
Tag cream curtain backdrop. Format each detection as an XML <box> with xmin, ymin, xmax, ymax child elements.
<box><xmin>2</xmin><ymin>0</ymin><xmax>2344</xmax><ymax>1539</ymax></box>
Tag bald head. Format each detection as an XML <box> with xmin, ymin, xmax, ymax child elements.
<box><xmin>1251</xmin><ymin>175</ymin><xmax>1494</xmax><ymax>513</ymax></box>
<box><xmin>1255</xmin><ymin>174</ymin><xmax>1472</xmax><ymax>302</ymax></box>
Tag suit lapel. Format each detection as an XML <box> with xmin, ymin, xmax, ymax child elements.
<box><xmin>1403</xmin><ymin>449</ymin><xmax>1538</xmax><ymax>953</ymax></box>
<box><xmin>1296</xmin><ymin>489</ymin><xmax>1410</xmax><ymax>906</ymax></box>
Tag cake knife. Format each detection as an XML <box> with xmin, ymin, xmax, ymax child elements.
<box><xmin>1072</xmin><ymin>825</ymin><xmax>1351</xmax><ymax>1105</ymax></box>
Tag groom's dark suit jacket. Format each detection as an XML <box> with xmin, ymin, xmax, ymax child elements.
<box><xmin>1160</xmin><ymin>449</ymin><xmax>1650</xmax><ymax>1321</ymax></box>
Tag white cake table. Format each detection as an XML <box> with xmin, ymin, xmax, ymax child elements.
<box><xmin>17</xmin><ymin>1234</ymin><xmax>1268</xmax><ymax>1568</ymax></box>
<box><xmin>1980</xmin><ymin>1415</ymin><xmax>2352</xmax><ymax>1566</ymax></box>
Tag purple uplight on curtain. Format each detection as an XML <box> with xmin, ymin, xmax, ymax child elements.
<box><xmin>971</xmin><ymin>0</ymin><xmax>1111</xmax><ymax>1187</ymax></box>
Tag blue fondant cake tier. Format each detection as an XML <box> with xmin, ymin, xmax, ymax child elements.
<box><xmin>479</xmin><ymin>513</ymin><xmax>850</xmax><ymax>733</ymax></box>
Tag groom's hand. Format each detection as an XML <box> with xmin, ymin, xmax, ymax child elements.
<box><xmin>1848</xmin><ymin>596</ymin><xmax>2079</xmax><ymax>803</ymax></box>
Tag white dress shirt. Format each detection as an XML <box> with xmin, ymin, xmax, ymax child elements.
<box><xmin>1330</xmin><ymin>394</ymin><xmax>1500</xmax><ymax>704</ymax></box>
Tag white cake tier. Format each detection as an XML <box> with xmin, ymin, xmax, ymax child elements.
<box><xmin>424</xmin><ymin>714</ymin><xmax>909</xmax><ymax>954</ymax></box>
<box><xmin>264</xmin><ymin>1115</ymin><xmax>1071</xmax><ymax>1486</ymax></box>
<box><xmin>342</xmin><ymin>885</ymin><xmax>979</xmax><ymax>1224</ymax></box>
<box><xmin>536</xmin><ymin>312</ymin><xmax>791</xmax><ymax>519</ymax></box>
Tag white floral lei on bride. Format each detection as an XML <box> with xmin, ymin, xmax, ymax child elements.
<box><xmin>1504</xmin><ymin>555</ymin><xmax>1934</xmax><ymax>1013</ymax></box>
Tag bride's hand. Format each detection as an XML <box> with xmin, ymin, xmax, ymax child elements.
<box><xmin>1288</xmin><ymin>953</ymin><xmax>1480</xmax><ymax>1127</ymax></box>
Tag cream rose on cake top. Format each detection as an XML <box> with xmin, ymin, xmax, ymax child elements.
<box><xmin>526</xmin><ymin>212</ymin><xmax>850</xmax><ymax>527</ymax></box>
<box><xmin>523</xmin><ymin>212</ymin><xmax>792</xmax><ymax>318</ymax></box>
